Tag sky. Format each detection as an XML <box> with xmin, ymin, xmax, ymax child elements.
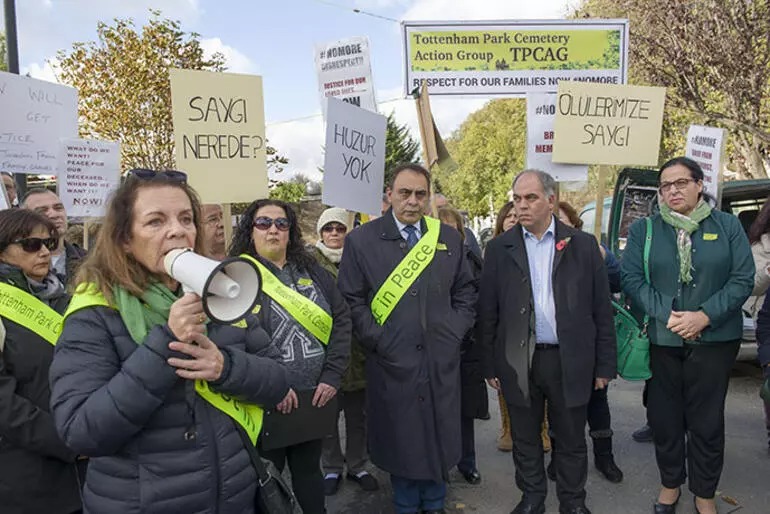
<box><xmin>1</xmin><ymin>0</ymin><xmax>581</xmax><ymax>180</ymax></box>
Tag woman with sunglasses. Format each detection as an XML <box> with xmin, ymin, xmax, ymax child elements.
<box><xmin>0</xmin><ymin>209</ymin><xmax>81</xmax><ymax>514</ymax></box>
<box><xmin>621</xmin><ymin>157</ymin><xmax>754</xmax><ymax>514</ymax></box>
<box><xmin>49</xmin><ymin>171</ymin><xmax>290</xmax><ymax>514</ymax></box>
<box><xmin>311</xmin><ymin>208</ymin><xmax>380</xmax><ymax>496</ymax></box>
<box><xmin>230</xmin><ymin>199</ymin><xmax>351</xmax><ymax>514</ymax></box>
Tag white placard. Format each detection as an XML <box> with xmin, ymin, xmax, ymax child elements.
<box><xmin>322</xmin><ymin>97</ymin><xmax>386</xmax><ymax>216</ymax></box>
<box><xmin>526</xmin><ymin>93</ymin><xmax>588</xmax><ymax>182</ymax></box>
<box><xmin>0</xmin><ymin>71</ymin><xmax>78</xmax><ymax>175</ymax></box>
<box><xmin>57</xmin><ymin>138</ymin><xmax>120</xmax><ymax>218</ymax></box>
<box><xmin>685</xmin><ymin>125</ymin><xmax>726</xmax><ymax>204</ymax></box>
<box><xmin>315</xmin><ymin>36</ymin><xmax>378</xmax><ymax>118</ymax></box>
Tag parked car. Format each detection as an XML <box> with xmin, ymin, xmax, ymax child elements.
<box><xmin>583</xmin><ymin>168</ymin><xmax>770</xmax><ymax>362</ymax></box>
<box><xmin>579</xmin><ymin>197</ymin><xmax>612</xmax><ymax>244</ymax></box>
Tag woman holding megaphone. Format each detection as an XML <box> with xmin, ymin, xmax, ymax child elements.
<box><xmin>49</xmin><ymin>170</ymin><xmax>290</xmax><ymax>514</ymax></box>
<box><xmin>230</xmin><ymin>199</ymin><xmax>352</xmax><ymax>514</ymax></box>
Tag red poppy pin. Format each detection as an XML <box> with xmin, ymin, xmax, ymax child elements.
<box><xmin>555</xmin><ymin>237</ymin><xmax>571</xmax><ymax>251</ymax></box>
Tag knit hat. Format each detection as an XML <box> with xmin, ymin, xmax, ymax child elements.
<box><xmin>317</xmin><ymin>207</ymin><xmax>350</xmax><ymax>237</ymax></box>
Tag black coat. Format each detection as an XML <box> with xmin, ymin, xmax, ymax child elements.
<box><xmin>337</xmin><ymin>211</ymin><xmax>477</xmax><ymax>482</ymax></box>
<box><xmin>477</xmin><ymin>220</ymin><xmax>617</xmax><ymax>408</ymax></box>
<box><xmin>49</xmin><ymin>303</ymin><xmax>290</xmax><ymax>514</ymax></box>
<box><xmin>0</xmin><ymin>268</ymin><xmax>80</xmax><ymax>514</ymax></box>
<box><xmin>460</xmin><ymin>247</ymin><xmax>488</xmax><ymax>419</ymax></box>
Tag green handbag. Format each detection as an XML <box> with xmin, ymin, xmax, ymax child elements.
<box><xmin>613</xmin><ymin>217</ymin><xmax>652</xmax><ymax>381</ymax></box>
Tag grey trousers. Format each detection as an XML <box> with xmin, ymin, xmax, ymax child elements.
<box><xmin>322</xmin><ymin>388</ymin><xmax>369</xmax><ymax>475</ymax></box>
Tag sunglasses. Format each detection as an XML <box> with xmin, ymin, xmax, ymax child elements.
<box><xmin>253</xmin><ymin>216</ymin><xmax>291</xmax><ymax>231</ymax></box>
<box><xmin>128</xmin><ymin>168</ymin><xmax>188</xmax><ymax>183</ymax></box>
<box><xmin>6</xmin><ymin>237</ymin><xmax>59</xmax><ymax>253</ymax></box>
<box><xmin>322</xmin><ymin>224</ymin><xmax>347</xmax><ymax>234</ymax></box>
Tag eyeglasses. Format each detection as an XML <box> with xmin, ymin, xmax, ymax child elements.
<box><xmin>127</xmin><ymin>168</ymin><xmax>188</xmax><ymax>183</ymax></box>
<box><xmin>5</xmin><ymin>237</ymin><xmax>59</xmax><ymax>253</ymax></box>
<box><xmin>253</xmin><ymin>216</ymin><xmax>291</xmax><ymax>231</ymax></box>
<box><xmin>204</xmin><ymin>214</ymin><xmax>224</xmax><ymax>226</ymax></box>
<box><xmin>659</xmin><ymin>178</ymin><xmax>696</xmax><ymax>193</ymax></box>
<box><xmin>321</xmin><ymin>224</ymin><xmax>347</xmax><ymax>234</ymax></box>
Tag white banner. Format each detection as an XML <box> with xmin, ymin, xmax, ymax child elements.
<box><xmin>322</xmin><ymin>97</ymin><xmax>386</xmax><ymax>216</ymax></box>
<box><xmin>402</xmin><ymin>19</ymin><xmax>629</xmax><ymax>97</ymax></box>
<box><xmin>57</xmin><ymin>138</ymin><xmax>120</xmax><ymax>218</ymax></box>
<box><xmin>685</xmin><ymin>125</ymin><xmax>727</xmax><ymax>204</ymax></box>
<box><xmin>0</xmin><ymin>71</ymin><xmax>78</xmax><ymax>175</ymax></box>
<box><xmin>526</xmin><ymin>93</ymin><xmax>588</xmax><ymax>182</ymax></box>
<box><xmin>315</xmin><ymin>36</ymin><xmax>377</xmax><ymax>117</ymax></box>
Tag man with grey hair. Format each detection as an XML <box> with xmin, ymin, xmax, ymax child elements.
<box><xmin>478</xmin><ymin>169</ymin><xmax>616</xmax><ymax>514</ymax></box>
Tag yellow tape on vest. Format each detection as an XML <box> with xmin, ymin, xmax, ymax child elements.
<box><xmin>240</xmin><ymin>254</ymin><xmax>332</xmax><ymax>345</ymax></box>
<box><xmin>370</xmin><ymin>216</ymin><xmax>441</xmax><ymax>326</ymax></box>
<box><xmin>65</xmin><ymin>284</ymin><xmax>265</xmax><ymax>444</ymax></box>
<box><xmin>0</xmin><ymin>282</ymin><xmax>63</xmax><ymax>345</ymax></box>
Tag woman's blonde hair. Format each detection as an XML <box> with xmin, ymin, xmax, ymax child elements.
<box><xmin>438</xmin><ymin>206</ymin><xmax>465</xmax><ymax>242</ymax></box>
<box><xmin>74</xmin><ymin>177</ymin><xmax>204</xmax><ymax>301</ymax></box>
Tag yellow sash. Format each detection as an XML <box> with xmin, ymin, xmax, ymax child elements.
<box><xmin>240</xmin><ymin>254</ymin><xmax>332</xmax><ymax>345</ymax></box>
<box><xmin>0</xmin><ymin>282</ymin><xmax>64</xmax><ymax>345</ymax></box>
<box><xmin>370</xmin><ymin>216</ymin><xmax>441</xmax><ymax>325</ymax></box>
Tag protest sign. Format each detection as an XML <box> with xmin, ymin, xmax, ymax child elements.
<box><xmin>526</xmin><ymin>92</ymin><xmax>588</xmax><ymax>182</ymax></box>
<box><xmin>315</xmin><ymin>36</ymin><xmax>377</xmax><ymax>117</ymax></box>
<box><xmin>552</xmin><ymin>82</ymin><xmax>666</xmax><ymax>166</ymax></box>
<box><xmin>402</xmin><ymin>19</ymin><xmax>628</xmax><ymax>97</ymax></box>
<box><xmin>685</xmin><ymin>125</ymin><xmax>727</xmax><ymax>204</ymax></box>
<box><xmin>322</xmin><ymin>97</ymin><xmax>386</xmax><ymax>216</ymax></box>
<box><xmin>170</xmin><ymin>69</ymin><xmax>268</xmax><ymax>203</ymax></box>
<box><xmin>57</xmin><ymin>138</ymin><xmax>120</xmax><ymax>218</ymax></box>
<box><xmin>0</xmin><ymin>71</ymin><xmax>78</xmax><ymax>175</ymax></box>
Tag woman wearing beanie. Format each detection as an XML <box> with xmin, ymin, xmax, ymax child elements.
<box><xmin>312</xmin><ymin>207</ymin><xmax>380</xmax><ymax>496</ymax></box>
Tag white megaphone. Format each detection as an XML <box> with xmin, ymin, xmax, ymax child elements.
<box><xmin>163</xmin><ymin>248</ymin><xmax>261</xmax><ymax>324</ymax></box>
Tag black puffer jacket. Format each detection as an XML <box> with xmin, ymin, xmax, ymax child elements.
<box><xmin>49</xmin><ymin>303</ymin><xmax>290</xmax><ymax>514</ymax></box>
<box><xmin>0</xmin><ymin>267</ymin><xmax>80</xmax><ymax>514</ymax></box>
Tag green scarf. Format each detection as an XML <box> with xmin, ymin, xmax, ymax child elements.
<box><xmin>659</xmin><ymin>199</ymin><xmax>712</xmax><ymax>284</ymax></box>
<box><xmin>112</xmin><ymin>283</ymin><xmax>180</xmax><ymax>344</ymax></box>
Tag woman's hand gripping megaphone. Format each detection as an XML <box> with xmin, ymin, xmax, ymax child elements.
<box><xmin>167</xmin><ymin>294</ymin><xmax>225</xmax><ymax>382</ymax></box>
<box><xmin>168</xmin><ymin>292</ymin><xmax>207</xmax><ymax>343</ymax></box>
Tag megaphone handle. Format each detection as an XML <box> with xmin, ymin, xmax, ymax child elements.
<box><xmin>182</xmin><ymin>283</ymin><xmax>195</xmax><ymax>295</ymax></box>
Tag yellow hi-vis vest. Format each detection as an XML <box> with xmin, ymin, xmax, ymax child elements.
<box><xmin>0</xmin><ymin>282</ymin><xmax>64</xmax><ymax>345</ymax></box>
<box><xmin>240</xmin><ymin>254</ymin><xmax>332</xmax><ymax>345</ymax></box>
<box><xmin>370</xmin><ymin>216</ymin><xmax>441</xmax><ymax>326</ymax></box>
<box><xmin>63</xmin><ymin>285</ymin><xmax>264</xmax><ymax>445</ymax></box>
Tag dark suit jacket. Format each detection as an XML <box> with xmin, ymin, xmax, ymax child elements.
<box><xmin>338</xmin><ymin>209</ymin><xmax>476</xmax><ymax>482</ymax></box>
<box><xmin>477</xmin><ymin>218</ymin><xmax>616</xmax><ymax>408</ymax></box>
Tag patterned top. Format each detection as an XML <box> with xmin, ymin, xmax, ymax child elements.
<box><xmin>266</xmin><ymin>261</ymin><xmax>331</xmax><ymax>389</ymax></box>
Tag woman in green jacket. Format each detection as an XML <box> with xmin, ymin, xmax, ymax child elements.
<box><xmin>312</xmin><ymin>208</ymin><xmax>379</xmax><ymax>496</ymax></box>
<box><xmin>621</xmin><ymin>157</ymin><xmax>754</xmax><ymax>514</ymax></box>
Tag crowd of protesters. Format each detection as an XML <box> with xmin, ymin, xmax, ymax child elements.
<box><xmin>0</xmin><ymin>156</ymin><xmax>767</xmax><ymax>514</ymax></box>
